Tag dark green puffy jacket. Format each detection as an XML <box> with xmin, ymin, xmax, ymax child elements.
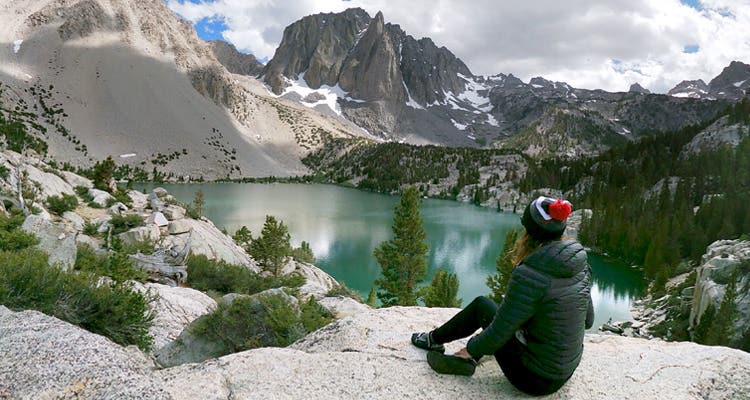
<box><xmin>467</xmin><ymin>240</ymin><xmax>594</xmax><ymax>380</ymax></box>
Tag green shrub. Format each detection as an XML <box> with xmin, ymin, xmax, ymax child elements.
<box><xmin>300</xmin><ymin>296</ymin><xmax>333</xmax><ymax>333</ymax></box>
<box><xmin>74</xmin><ymin>244</ymin><xmax>148</xmax><ymax>284</ymax></box>
<box><xmin>186</xmin><ymin>254</ymin><xmax>304</xmax><ymax>296</ymax></box>
<box><xmin>75</xmin><ymin>185</ymin><xmax>94</xmax><ymax>202</ymax></box>
<box><xmin>0</xmin><ymin>228</ymin><xmax>38</xmax><ymax>251</ymax></box>
<box><xmin>46</xmin><ymin>193</ymin><xmax>79</xmax><ymax>215</ymax></box>
<box><xmin>193</xmin><ymin>292</ymin><xmax>330</xmax><ymax>356</ymax></box>
<box><xmin>109</xmin><ymin>214</ymin><xmax>144</xmax><ymax>235</ymax></box>
<box><xmin>0</xmin><ymin>248</ymin><xmax>154</xmax><ymax>351</ymax></box>
<box><xmin>82</xmin><ymin>221</ymin><xmax>100</xmax><ymax>236</ymax></box>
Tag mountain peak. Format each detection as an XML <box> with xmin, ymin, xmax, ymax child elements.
<box><xmin>629</xmin><ymin>83</ymin><xmax>650</xmax><ymax>94</ymax></box>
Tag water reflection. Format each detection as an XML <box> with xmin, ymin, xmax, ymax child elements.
<box><xmin>143</xmin><ymin>183</ymin><xmax>643</xmax><ymax>330</ymax></box>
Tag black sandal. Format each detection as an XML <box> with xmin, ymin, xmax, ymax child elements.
<box><xmin>411</xmin><ymin>332</ymin><xmax>445</xmax><ymax>353</ymax></box>
<box><xmin>426</xmin><ymin>350</ymin><xmax>477</xmax><ymax>376</ymax></box>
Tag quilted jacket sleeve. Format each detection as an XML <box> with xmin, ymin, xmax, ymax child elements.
<box><xmin>585</xmin><ymin>293</ymin><xmax>595</xmax><ymax>329</ymax></box>
<box><xmin>466</xmin><ymin>264</ymin><xmax>548</xmax><ymax>358</ymax></box>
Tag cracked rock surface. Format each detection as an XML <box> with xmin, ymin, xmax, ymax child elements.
<box><xmin>2</xmin><ymin>305</ymin><xmax>749</xmax><ymax>399</ymax></box>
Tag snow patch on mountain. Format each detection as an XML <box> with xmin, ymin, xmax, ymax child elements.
<box><xmin>403</xmin><ymin>80</ymin><xmax>424</xmax><ymax>110</ymax></box>
<box><xmin>734</xmin><ymin>80</ymin><xmax>747</xmax><ymax>88</ymax></box>
<box><xmin>456</xmin><ymin>74</ymin><xmax>493</xmax><ymax>112</ymax></box>
<box><xmin>280</xmin><ymin>72</ymin><xmax>366</xmax><ymax>115</ymax></box>
<box><xmin>12</xmin><ymin>40</ymin><xmax>22</xmax><ymax>54</ymax></box>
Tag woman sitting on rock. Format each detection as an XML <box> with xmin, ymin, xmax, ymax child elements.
<box><xmin>411</xmin><ymin>196</ymin><xmax>594</xmax><ymax>396</ymax></box>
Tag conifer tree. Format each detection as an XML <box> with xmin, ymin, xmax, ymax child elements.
<box><xmin>487</xmin><ymin>228</ymin><xmax>519</xmax><ymax>303</ymax></box>
<box><xmin>704</xmin><ymin>274</ymin><xmax>737</xmax><ymax>346</ymax></box>
<box><xmin>366</xmin><ymin>287</ymin><xmax>377</xmax><ymax>308</ymax></box>
<box><xmin>249</xmin><ymin>216</ymin><xmax>292</xmax><ymax>276</ymax></box>
<box><xmin>423</xmin><ymin>269</ymin><xmax>461</xmax><ymax>308</ymax></box>
<box><xmin>374</xmin><ymin>186</ymin><xmax>428</xmax><ymax>306</ymax></box>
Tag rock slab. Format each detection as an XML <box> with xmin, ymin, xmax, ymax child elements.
<box><xmin>0</xmin><ymin>306</ymin><xmax>170</xmax><ymax>400</ymax></box>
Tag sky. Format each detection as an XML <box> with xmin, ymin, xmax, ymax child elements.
<box><xmin>165</xmin><ymin>0</ymin><xmax>750</xmax><ymax>93</ymax></box>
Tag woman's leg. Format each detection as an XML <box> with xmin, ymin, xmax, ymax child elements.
<box><xmin>431</xmin><ymin>296</ymin><xmax>498</xmax><ymax>344</ymax></box>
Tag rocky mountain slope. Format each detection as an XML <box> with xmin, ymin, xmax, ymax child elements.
<box><xmin>207</xmin><ymin>40</ymin><xmax>263</xmax><ymax>77</ymax></box>
<box><xmin>2</xmin><ymin>305</ymin><xmax>750</xmax><ymax>399</ymax></box>
<box><xmin>262</xmin><ymin>8</ymin><xmax>739</xmax><ymax>158</ymax></box>
<box><xmin>669</xmin><ymin>61</ymin><xmax>750</xmax><ymax>100</ymax></box>
<box><xmin>0</xmin><ymin>0</ymin><xmax>367</xmax><ymax>180</ymax></box>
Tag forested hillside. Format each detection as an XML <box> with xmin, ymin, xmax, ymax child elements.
<box><xmin>524</xmin><ymin>98</ymin><xmax>750</xmax><ymax>292</ymax></box>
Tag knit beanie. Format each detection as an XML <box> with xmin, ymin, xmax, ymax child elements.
<box><xmin>521</xmin><ymin>196</ymin><xmax>573</xmax><ymax>241</ymax></box>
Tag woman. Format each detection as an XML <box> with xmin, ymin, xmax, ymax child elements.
<box><xmin>411</xmin><ymin>196</ymin><xmax>594</xmax><ymax>396</ymax></box>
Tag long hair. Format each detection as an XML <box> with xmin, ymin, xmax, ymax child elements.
<box><xmin>512</xmin><ymin>228</ymin><xmax>562</xmax><ymax>265</ymax></box>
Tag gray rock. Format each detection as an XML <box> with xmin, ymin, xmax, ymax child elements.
<box><xmin>208</xmin><ymin>40</ymin><xmax>263</xmax><ymax>77</ymax></box>
<box><xmin>294</xmin><ymin>260</ymin><xmax>340</xmax><ymax>299</ymax></box>
<box><xmin>152</xmin><ymin>187</ymin><xmax>169</xmax><ymax>198</ymax></box>
<box><xmin>690</xmin><ymin>239</ymin><xmax>750</xmax><ymax>346</ymax></box>
<box><xmin>129</xmin><ymin>282</ymin><xmax>217</xmax><ymax>353</ymax></box>
<box><xmin>108</xmin><ymin>202</ymin><xmax>129</xmax><ymax>215</ymax></box>
<box><xmin>60</xmin><ymin>170</ymin><xmax>93</xmax><ymax>189</ymax></box>
<box><xmin>157</xmin><ymin>306</ymin><xmax>750</xmax><ymax>400</ymax></box>
<box><xmin>219</xmin><ymin>293</ymin><xmax>250</xmax><ymax>305</ymax></box>
<box><xmin>76</xmin><ymin>234</ymin><xmax>105</xmax><ymax>254</ymax></box>
<box><xmin>21</xmin><ymin>164</ymin><xmax>75</xmax><ymax>199</ymax></box>
<box><xmin>150</xmin><ymin>198</ymin><xmax>167</xmax><ymax>212</ymax></box>
<box><xmin>62</xmin><ymin>210</ymin><xmax>85</xmax><ymax>231</ymax></box>
<box><xmin>21</xmin><ymin>214</ymin><xmax>77</xmax><ymax>270</ymax></box>
<box><xmin>127</xmin><ymin>190</ymin><xmax>149</xmax><ymax>210</ymax></box>
<box><xmin>167</xmin><ymin>219</ymin><xmax>191</xmax><ymax>235</ymax></box>
<box><xmin>162</xmin><ymin>205</ymin><xmax>186</xmax><ymax>221</ymax></box>
<box><xmin>118</xmin><ymin>224</ymin><xmax>160</xmax><ymax>247</ymax></box>
<box><xmin>0</xmin><ymin>306</ymin><xmax>171</xmax><ymax>399</ymax></box>
<box><xmin>92</xmin><ymin>215</ymin><xmax>112</xmax><ymax>234</ymax></box>
<box><xmin>88</xmin><ymin>188</ymin><xmax>114</xmax><ymax>207</ymax></box>
<box><xmin>317</xmin><ymin>296</ymin><xmax>371</xmax><ymax>319</ymax></box>
<box><xmin>160</xmin><ymin>218</ymin><xmax>258</xmax><ymax>270</ymax></box>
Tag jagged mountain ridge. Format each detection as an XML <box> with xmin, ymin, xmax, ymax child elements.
<box><xmin>260</xmin><ymin>8</ymin><xmax>745</xmax><ymax>158</ymax></box>
<box><xmin>0</xmin><ymin>0</ymin><xmax>366</xmax><ymax>179</ymax></box>
<box><xmin>669</xmin><ymin>61</ymin><xmax>750</xmax><ymax>100</ymax></box>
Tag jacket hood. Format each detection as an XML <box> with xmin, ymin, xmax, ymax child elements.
<box><xmin>522</xmin><ymin>240</ymin><xmax>587</xmax><ymax>278</ymax></box>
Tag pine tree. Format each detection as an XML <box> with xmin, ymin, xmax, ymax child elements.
<box><xmin>693</xmin><ymin>304</ymin><xmax>716</xmax><ymax>344</ymax></box>
<box><xmin>366</xmin><ymin>287</ymin><xmax>377</xmax><ymax>308</ymax></box>
<box><xmin>232</xmin><ymin>226</ymin><xmax>253</xmax><ymax>249</ymax></box>
<box><xmin>374</xmin><ymin>186</ymin><xmax>429</xmax><ymax>306</ymax></box>
<box><xmin>249</xmin><ymin>216</ymin><xmax>292</xmax><ymax>276</ymax></box>
<box><xmin>192</xmin><ymin>189</ymin><xmax>204</xmax><ymax>219</ymax></box>
<box><xmin>423</xmin><ymin>269</ymin><xmax>461</xmax><ymax>308</ymax></box>
<box><xmin>487</xmin><ymin>228</ymin><xmax>519</xmax><ymax>303</ymax></box>
<box><xmin>704</xmin><ymin>274</ymin><xmax>738</xmax><ymax>346</ymax></box>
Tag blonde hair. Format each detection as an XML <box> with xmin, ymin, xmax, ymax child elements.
<box><xmin>511</xmin><ymin>229</ymin><xmax>543</xmax><ymax>266</ymax></box>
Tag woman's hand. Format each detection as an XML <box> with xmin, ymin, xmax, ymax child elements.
<box><xmin>454</xmin><ymin>347</ymin><xmax>473</xmax><ymax>360</ymax></box>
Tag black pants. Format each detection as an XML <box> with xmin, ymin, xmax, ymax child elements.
<box><xmin>431</xmin><ymin>296</ymin><xmax>569</xmax><ymax>396</ymax></box>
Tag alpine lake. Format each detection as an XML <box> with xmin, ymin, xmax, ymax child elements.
<box><xmin>141</xmin><ymin>182</ymin><xmax>645</xmax><ymax>331</ymax></box>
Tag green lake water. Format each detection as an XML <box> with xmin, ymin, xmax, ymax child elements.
<box><xmin>141</xmin><ymin>182</ymin><xmax>644</xmax><ymax>331</ymax></box>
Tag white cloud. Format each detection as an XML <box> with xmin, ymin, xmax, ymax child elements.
<box><xmin>165</xmin><ymin>0</ymin><xmax>750</xmax><ymax>93</ymax></box>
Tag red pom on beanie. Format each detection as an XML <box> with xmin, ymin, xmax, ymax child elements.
<box><xmin>548</xmin><ymin>199</ymin><xmax>572</xmax><ymax>221</ymax></box>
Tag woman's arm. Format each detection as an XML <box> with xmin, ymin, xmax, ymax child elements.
<box><xmin>466</xmin><ymin>265</ymin><xmax>548</xmax><ymax>358</ymax></box>
<box><xmin>585</xmin><ymin>293</ymin><xmax>595</xmax><ymax>329</ymax></box>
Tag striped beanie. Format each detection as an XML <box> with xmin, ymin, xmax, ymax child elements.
<box><xmin>521</xmin><ymin>196</ymin><xmax>573</xmax><ymax>241</ymax></box>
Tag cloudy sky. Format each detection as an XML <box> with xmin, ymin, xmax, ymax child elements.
<box><xmin>165</xmin><ymin>0</ymin><xmax>750</xmax><ymax>93</ymax></box>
